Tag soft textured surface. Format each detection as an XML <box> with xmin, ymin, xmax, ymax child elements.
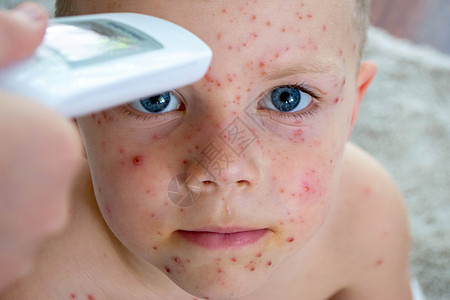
<box><xmin>354</xmin><ymin>27</ymin><xmax>450</xmax><ymax>300</ymax></box>
<box><xmin>1</xmin><ymin>1</ymin><xmax>449</xmax><ymax>299</ymax></box>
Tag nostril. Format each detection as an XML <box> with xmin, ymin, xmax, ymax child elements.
<box><xmin>236</xmin><ymin>180</ymin><xmax>250</xmax><ymax>187</ymax></box>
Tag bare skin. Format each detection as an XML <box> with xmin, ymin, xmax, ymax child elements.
<box><xmin>0</xmin><ymin>0</ymin><xmax>411</xmax><ymax>299</ymax></box>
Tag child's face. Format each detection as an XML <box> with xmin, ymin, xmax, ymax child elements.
<box><xmin>77</xmin><ymin>0</ymin><xmax>362</xmax><ymax>298</ymax></box>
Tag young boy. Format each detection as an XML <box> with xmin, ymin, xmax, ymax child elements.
<box><xmin>0</xmin><ymin>0</ymin><xmax>412</xmax><ymax>299</ymax></box>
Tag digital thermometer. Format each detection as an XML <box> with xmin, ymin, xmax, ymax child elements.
<box><xmin>0</xmin><ymin>13</ymin><xmax>212</xmax><ymax>117</ymax></box>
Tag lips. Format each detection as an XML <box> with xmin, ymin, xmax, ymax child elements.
<box><xmin>177</xmin><ymin>227</ymin><xmax>269</xmax><ymax>250</ymax></box>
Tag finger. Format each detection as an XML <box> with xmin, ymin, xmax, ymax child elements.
<box><xmin>0</xmin><ymin>2</ymin><xmax>48</xmax><ymax>67</ymax></box>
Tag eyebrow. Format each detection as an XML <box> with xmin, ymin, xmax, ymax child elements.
<box><xmin>262</xmin><ymin>58</ymin><xmax>344</xmax><ymax>81</ymax></box>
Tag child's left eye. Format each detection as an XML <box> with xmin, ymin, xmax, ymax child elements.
<box><xmin>259</xmin><ymin>86</ymin><xmax>313</xmax><ymax>113</ymax></box>
<box><xmin>129</xmin><ymin>92</ymin><xmax>184</xmax><ymax>114</ymax></box>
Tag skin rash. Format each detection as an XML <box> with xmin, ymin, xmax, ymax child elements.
<box><xmin>74</xmin><ymin>0</ymin><xmax>366</xmax><ymax>299</ymax></box>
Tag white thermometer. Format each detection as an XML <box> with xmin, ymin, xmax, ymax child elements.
<box><xmin>0</xmin><ymin>13</ymin><xmax>212</xmax><ymax>117</ymax></box>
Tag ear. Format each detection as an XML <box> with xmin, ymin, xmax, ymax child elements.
<box><xmin>348</xmin><ymin>60</ymin><xmax>377</xmax><ymax>136</ymax></box>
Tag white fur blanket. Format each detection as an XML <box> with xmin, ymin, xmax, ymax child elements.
<box><xmin>354</xmin><ymin>27</ymin><xmax>450</xmax><ymax>300</ymax></box>
<box><xmin>1</xmin><ymin>1</ymin><xmax>449</xmax><ymax>298</ymax></box>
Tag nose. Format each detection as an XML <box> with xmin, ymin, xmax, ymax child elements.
<box><xmin>185</xmin><ymin>140</ymin><xmax>259</xmax><ymax>190</ymax></box>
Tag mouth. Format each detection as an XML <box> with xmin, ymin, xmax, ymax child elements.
<box><xmin>176</xmin><ymin>227</ymin><xmax>269</xmax><ymax>250</ymax></box>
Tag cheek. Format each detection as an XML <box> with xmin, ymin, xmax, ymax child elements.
<box><xmin>79</xmin><ymin>121</ymin><xmax>183</xmax><ymax>249</ymax></box>
<box><xmin>265</xmin><ymin>141</ymin><xmax>341</xmax><ymax>241</ymax></box>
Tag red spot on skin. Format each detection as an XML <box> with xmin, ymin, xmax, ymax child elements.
<box><xmin>375</xmin><ymin>259</ymin><xmax>384</xmax><ymax>266</ymax></box>
<box><xmin>287</xmin><ymin>237</ymin><xmax>295</xmax><ymax>243</ymax></box>
<box><xmin>183</xmin><ymin>160</ymin><xmax>188</xmax><ymax>165</ymax></box>
<box><xmin>266</xmin><ymin>21</ymin><xmax>271</xmax><ymax>26</ymax></box>
<box><xmin>221</xmin><ymin>8</ymin><xmax>226</xmax><ymax>14</ymax></box>
<box><xmin>251</xmin><ymin>15</ymin><xmax>256</xmax><ymax>21</ymax></box>
<box><xmin>339</xmin><ymin>48</ymin><xmax>343</xmax><ymax>56</ymax></box>
<box><xmin>294</xmin><ymin>129</ymin><xmax>303</xmax><ymax>137</ymax></box>
<box><xmin>87</xmin><ymin>295</ymin><xmax>95</xmax><ymax>300</ymax></box>
<box><xmin>280</xmin><ymin>188</ymin><xmax>285</xmax><ymax>194</ymax></box>
<box><xmin>70</xmin><ymin>294</ymin><xmax>76</xmax><ymax>299</ymax></box>
<box><xmin>165</xmin><ymin>266</ymin><xmax>171</xmax><ymax>273</ymax></box>
<box><xmin>231</xmin><ymin>257</ymin><xmax>237</xmax><ymax>262</ymax></box>
<box><xmin>250</xmin><ymin>267</ymin><xmax>255</xmax><ymax>271</ymax></box>
<box><xmin>334</xmin><ymin>97</ymin><xmax>339</xmax><ymax>104</ymax></box>
<box><xmin>256</xmin><ymin>252</ymin><xmax>262</xmax><ymax>257</ymax></box>
<box><xmin>216</xmin><ymin>33</ymin><xmax>222</xmax><ymax>40</ymax></box>
<box><xmin>322</xmin><ymin>24</ymin><xmax>327</xmax><ymax>31</ymax></box>
<box><xmin>97</xmin><ymin>119</ymin><xmax>102</xmax><ymax>126</ymax></box>
<box><xmin>217</xmin><ymin>268</ymin><xmax>224</xmax><ymax>273</ymax></box>
<box><xmin>133</xmin><ymin>155</ymin><xmax>143</xmax><ymax>166</ymax></box>
<box><xmin>267</xmin><ymin>261</ymin><xmax>272</xmax><ymax>266</ymax></box>
<box><xmin>174</xmin><ymin>257</ymin><xmax>181</xmax><ymax>263</ymax></box>
<box><xmin>153</xmin><ymin>246</ymin><xmax>158</xmax><ymax>250</ymax></box>
<box><xmin>307</xmin><ymin>13</ymin><xmax>312</xmax><ymax>18</ymax></box>
<box><xmin>259</xmin><ymin>61</ymin><xmax>265</xmax><ymax>68</ymax></box>
<box><xmin>281</xmin><ymin>27</ymin><xmax>286</xmax><ymax>32</ymax></box>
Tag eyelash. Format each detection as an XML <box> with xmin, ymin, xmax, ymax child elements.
<box><xmin>117</xmin><ymin>83</ymin><xmax>322</xmax><ymax>123</ymax></box>
<box><xmin>257</xmin><ymin>83</ymin><xmax>323</xmax><ymax>122</ymax></box>
<box><xmin>117</xmin><ymin>91</ymin><xmax>186</xmax><ymax>122</ymax></box>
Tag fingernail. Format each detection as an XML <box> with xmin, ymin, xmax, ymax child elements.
<box><xmin>14</xmin><ymin>2</ymin><xmax>46</xmax><ymax>22</ymax></box>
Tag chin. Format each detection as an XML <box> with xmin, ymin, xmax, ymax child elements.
<box><xmin>163</xmin><ymin>261</ymin><xmax>273</xmax><ymax>300</ymax></box>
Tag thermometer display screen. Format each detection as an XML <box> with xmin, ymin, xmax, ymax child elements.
<box><xmin>43</xmin><ymin>19</ymin><xmax>163</xmax><ymax>67</ymax></box>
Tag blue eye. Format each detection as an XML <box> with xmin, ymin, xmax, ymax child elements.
<box><xmin>260</xmin><ymin>86</ymin><xmax>313</xmax><ymax>113</ymax></box>
<box><xmin>129</xmin><ymin>92</ymin><xmax>184</xmax><ymax>114</ymax></box>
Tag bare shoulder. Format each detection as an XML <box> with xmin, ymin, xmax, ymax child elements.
<box><xmin>329</xmin><ymin>142</ymin><xmax>412</xmax><ymax>299</ymax></box>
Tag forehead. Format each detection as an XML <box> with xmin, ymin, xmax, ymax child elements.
<box><xmin>81</xmin><ymin>0</ymin><xmax>357</xmax><ymax>75</ymax></box>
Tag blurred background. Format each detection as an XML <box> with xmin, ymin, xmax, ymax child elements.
<box><xmin>371</xmin><ymin>0</ymin><xmax>450</xmax><ymax>54</ymax></box>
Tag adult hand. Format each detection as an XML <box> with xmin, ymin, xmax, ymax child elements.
<box><xmin>0</xmin><ymin>2</ymin><xmax>82</xmax><ymax>291</ymax></box>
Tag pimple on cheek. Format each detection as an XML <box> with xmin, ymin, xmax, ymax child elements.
<box><xmin>132</xmin><ymin>155</ymin><xmax>144</xmax><ymax>167</ymax></box>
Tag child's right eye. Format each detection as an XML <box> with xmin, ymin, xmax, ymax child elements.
<box><xmin>129</xmin><ymin>92</ymin><xmax>185</xmax><ymax>114</ymax></box>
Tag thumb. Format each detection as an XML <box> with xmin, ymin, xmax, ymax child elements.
<box><xmin>0</xmin><ymin>2</ymin><xmax>48</xmax><ymax>68</ymax></box>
